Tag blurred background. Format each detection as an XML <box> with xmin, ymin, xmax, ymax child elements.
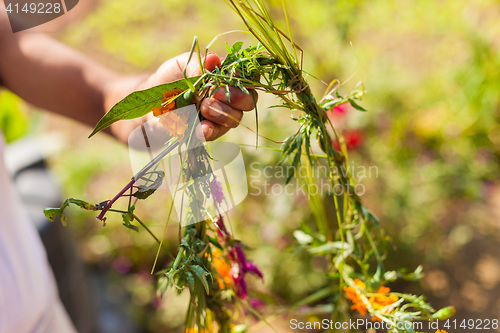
<box><xmin>2</xmin><ymin>0</ymin><xmax>499</xmax><ymax>332</ymax></box>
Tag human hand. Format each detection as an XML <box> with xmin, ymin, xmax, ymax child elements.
<box><xmin>107</xmin><ymin>52</ymin><xmax>257</xmax><ymax>142</ymax></box>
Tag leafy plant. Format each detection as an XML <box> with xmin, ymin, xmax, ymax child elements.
<box><xmin>45</xmin><ymin>1</ymin><xmax>455</xmax><ymax>332</ymax></box>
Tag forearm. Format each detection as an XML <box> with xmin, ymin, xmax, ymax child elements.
<box><xmin>0</xmin><ymin>29</ymin><xmax>144</xmax><ymax>129</ymax></box>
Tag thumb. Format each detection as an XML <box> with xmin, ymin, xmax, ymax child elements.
<box><xmin>204</xmin><ymin>52</ymin><xmax>222</xmax><ymax>72</ymax></box>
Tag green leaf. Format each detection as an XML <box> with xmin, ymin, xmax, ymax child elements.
<box><xmin>185</xmin><ymin>271</ymin><xmax>195</xmax><ymax>292</ymax></box>
<box><xmin>88</xmin><ymin>76</ymin><xmax>200</xmax><ymax>138</ymax></box>
<box><xmin>286</xmin><ymin>133</ymin><xmax>302</xmax><ymax>184</ymax></box>
<box><xmin>431</xmin><ymin>306</ymin><xmax>455</xmax><ymax>320</ymax></box>
<box><xmin>231</xmin><ymin>41</ymin><xmax>244</xmax><ymax>54</ymax></box>
<box><xmin>190</xmin><ymin>265</ymin><xmax>210</xmax><ymax>295</ymax></box>
<box><xmin>133</xmin><ymin>171</ymin><xmax>165</xmax><ymax>199</ymax></box>
<box><xmin>348</xmin><ymin>98</ymin><xmax>367</xmax><ymax>112</ymax></box>
<box><xmin>293</xmin><ymin>230</ymin><xmax>313</xmax><ymax>245</ymax></box>
<box><xmin>224</xmin><ymin>85</ymin><xmax>231</xmax><ymax>103</ymax></box>
<box><xmin>309</xmin><ymin>241</ymin><xmax>352</xmax><ymax>255</ymax></box>
<box><xmin>121</xmin><ymin>212</ymin><xmax>138</xmax><ymax>231</ymax></box>
<box><xmin>44</xmin><ymin>208</ymin><xmax>63</xmax><ymax>223</ymax></box>
<box><xmin>44</xmin><ymin>198</ymin><xmax>97</xmax><ymax>225</ymax></box>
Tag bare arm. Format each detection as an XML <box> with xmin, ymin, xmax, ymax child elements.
<box><xmin>0</xmin><ymin>12</ymin><xmax>255</xmax><ymax>141</ymax></box>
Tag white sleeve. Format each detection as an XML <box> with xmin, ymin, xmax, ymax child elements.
<box><xmin>0</xmin><ymin>134</ymin><xmax>77</xmax><ymax>333</ymax></box>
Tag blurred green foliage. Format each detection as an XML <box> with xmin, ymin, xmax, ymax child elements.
<box><xmin>0</xmin><ymin>90</ymin><xmax>28</xmax><ymax>143</ymax></box>
<box><xmin>41</xmin><ymin>0</ymin><xmax>500</xmax><ymax>331</ymax></box>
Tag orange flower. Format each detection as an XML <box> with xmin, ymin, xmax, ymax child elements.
<box><xmin>369</xmin><ymin>286</ymin><xmax>399</xmax><ymax>322</ymax></box>
<box><xmin>158</xmin><ymin>111</ymin><xmax>189</xmax><ymax>137</ymax></box>
<box><xmin>212</xmin><ymin>250</ymin><xmax>233</xmax><ymax>289</ymax></box>
<box><xmin>344</xmin><ymin>280</ymin><xmax>399</xmax><ymax>321</ymax></box>
<box><xmin>152</xmin><ymin>89</ymin><xmax>182</xmax><ymax>117</ymax></box>
<box><xmin>435</xmin><ymin>330</ymin><xmax>448</xmax><ymax>333</ymax></box>
<box><xmin>343</xmin><ymin>279</ymin><xmax>367</xmax><ymax>316</ymax></box>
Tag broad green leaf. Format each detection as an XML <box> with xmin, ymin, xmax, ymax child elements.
<box><xmin>89</xmin><ymin>76</ymin><xmax>200</xmax><ymax>138</ymax></box>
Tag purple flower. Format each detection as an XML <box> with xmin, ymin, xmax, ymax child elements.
<box><xmin>215</xmin><ymin>215</ymin><xmax>230</xmax><ymax>239</ymax></box>
<box><xmin>231</xmin><ymin>265</ymin><xmax>248</xmax><ymax>299</ymax></box>
<box><xmin>228</xmin><ymin>244</ymin><xmax>264</xmax><ymax>299</ymax></box>
<box><xmin>245</xmin><ymin>261</ymin><xmax>263</xmax><ymax>279</ymax></box>
<box><xmin>209</xmin><ymin>176</ymin><xmax>224</xmax><ymax>204</ymax></box>
<box><xmin>213</xmin><ymin>216</ymin><xmax>264</xmax><ymax>300</ymax></box>
<box><xmin>248</xmin><ymin>298</ymin><xmax>265</xmax><ymax>310</ymax></box>
<box><xmin>234</xmin><ymin>244</ymin><xmax>248</xmax><ymax>267</ymax></box>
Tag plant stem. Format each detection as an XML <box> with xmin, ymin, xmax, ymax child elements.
<box><xmin>96</xmin><ymin>141</ymin><xmax>180</xmax><ymax>222</ymax></box>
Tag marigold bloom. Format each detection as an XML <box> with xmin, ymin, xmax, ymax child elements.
<box><xmin>435</xmin><ymin>330</ymin><xmax>448</xmax><ymax>333</ymax></box>
<box><xmin>158</xmin><ymin>111</ymin><xmax>189</xmax><ymax>137</ymax></box>
<box><xmin>343</xmin><ymin>279</ymin><xmax>367</xmax><ymax>316</ymax></box>
<box><xmin>212</xmin><ymin>250</ymin><xmax>233</xmax><ymax>289</ymax></box>
<box><xmin>370</xmin><ymin>285</ymin><xmax>399</xmax><ymax>322</ymax></box>
<box><xmin>344</xmin><ymin>280</ymin><xmax>398</xmax><ymax>321</ymax></box>
<box><xmin>152</xmin><ymin>89</ymin><xmax>182</xmax><ymax>117</ymax></box>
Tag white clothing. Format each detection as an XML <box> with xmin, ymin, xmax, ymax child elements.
<box><xmin>0</xmin><ymin>131</ymin><xmax>76</xmax><ymax>333</ymax></box>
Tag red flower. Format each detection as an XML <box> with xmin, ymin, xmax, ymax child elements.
<box><xmin>331</xmin><ymin>103</ymin><xmax>348</xmax><ymax>116</ymax></box>
<box><xmin>333</xmin><ymin>130</ymin><xmax>364</xmax><ymax>151</ymax></box>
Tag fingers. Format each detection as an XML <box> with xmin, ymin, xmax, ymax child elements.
<box><xmin>197</xmin><ymin>120</ymin><xmax>231</xmax><ymax>141</ymax></box>
<box><xmin>150</xmin><ymin>52</ymin><xmax>258</xmax><ymax>142</ymax></box>
<box><xmin>198</xmin><ymin>100</ymin><xmax>243</xmax><ymax>141</ymax></box>
<box><xmin>198</xmin><ymin>84</ymin><xmax>258</xmax><ymax>141</ymax></box>
<box><xmin>212</xmin><ymin>86</ymin><xmax>257</xmax><ymax>111</ymax></box>
<box><xmin>200</xmin><ymin>98</ymin><xmax>244</xmax><ymax>128</ymax></box>
<box><xmin>204</xmin><ymin>52</ymin><xmax>222</xmax><ymax>72</ymax></box>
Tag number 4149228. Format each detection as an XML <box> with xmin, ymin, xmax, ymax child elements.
<box><xmin>443</xmin><ymin>318</ymin><xmax>498</xmax><ymax>330</ymax></box>
<box><xmin>5</xmin><ymin>2</ymin><xmax>62</xmax><ymax>14</ymax></box>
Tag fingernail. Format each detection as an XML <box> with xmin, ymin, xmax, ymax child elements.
<box><xmin>203</xmin><ymin>124</ymin><xmax>213</xmax><ymax>138</ymax></box>
<box><xmin>207</xmin><ymin>101</ymin><xmax>222</xmax><ymax>118</ymax></box>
